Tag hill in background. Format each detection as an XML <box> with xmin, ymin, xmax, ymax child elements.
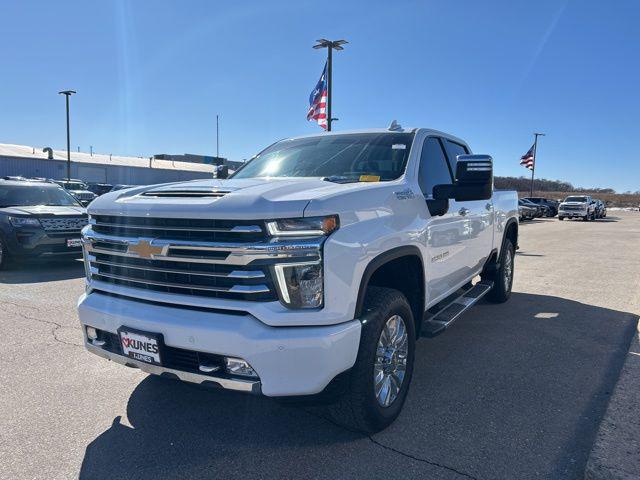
<box><xmin>494</xmin><ymin>176</ymin><xmax>640</xmax><ymax>207</ymax></box>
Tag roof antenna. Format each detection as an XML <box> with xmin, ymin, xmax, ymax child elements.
<box><xmin>388</xmin><ymin>120</ymin><xmax>402</xmax><ymax>131</ymax></box>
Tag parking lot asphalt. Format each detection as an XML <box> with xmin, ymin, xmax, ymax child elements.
<box><xmin>1</xmin><ymin>212</ymin><xmax>639</xmax><ymax>480</ymax></box>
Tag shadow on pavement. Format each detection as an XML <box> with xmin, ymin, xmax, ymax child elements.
<box><xmin>80</xmin><ymin>293</ymin><xmax>638</xmax><ymax>480</ymax></box>
<box><xmin>0</xmin><ymin>258</ymin><xmax>84</xmax><ymax>284</ymax></box>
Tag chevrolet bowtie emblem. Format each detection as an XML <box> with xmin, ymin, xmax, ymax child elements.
<box><xmin>127</xmin><ymin>239</ymin><xmax>164</xmax><ymax>259</ymax></box>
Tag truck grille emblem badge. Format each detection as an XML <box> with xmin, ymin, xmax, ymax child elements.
<box><xmin>127</xmin><ymin>239</ymin><xmax>163</xmax><ymax>259</ymax></box>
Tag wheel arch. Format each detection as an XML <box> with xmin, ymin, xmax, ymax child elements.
<box><xmin>354</xmin><ymin>246</ymin><xmax>425</xmax><ymax>336</ymax></box>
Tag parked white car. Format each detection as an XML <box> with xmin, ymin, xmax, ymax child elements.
<box><xmin>78</xmin><ymin>125</ymin><xmax>519</xmax><ymax>432</ymax></box>
<box><xmin>558</xmin><ymin>195</ymin><xmax>597</xmax><ymax>221</ymax></box>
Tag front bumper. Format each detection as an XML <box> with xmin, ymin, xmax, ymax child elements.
<box><xmin>85</xmin><ymin>341</ymin><xmax>262</xmax><ymax>393</ymax></box>
<box><xmin>4</xmin><ymin>228</ymin><xmax>83</xmax><ymax>258</ymax></box>
<box><xmin>559</xmin><ymin>210</ymin><xmax>588</xmax><ymax>217</ymax></box>
<box><xmin>78</xmin><ymin>291</ymin><xmax>362</xmax><ymax>396</ymax></box>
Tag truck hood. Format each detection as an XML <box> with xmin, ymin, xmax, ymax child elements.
<box><xmin>560</xmin><ymin>202</ymin><xmax>588</xmax><ymax>207</ymax></box>
<box><xmin>87</xmin><ymin>178</ymin><xmax>380</xmax><ymax>220</ymax></box>
<box><xmin>0</xmin><ymin>205</ymin><xmax>87</xmax><ymax>216</ymax></box>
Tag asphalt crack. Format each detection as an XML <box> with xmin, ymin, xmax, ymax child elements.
<box><xmin>305</xmin><ymin>409</ymin><xmax>479</xmax><ymax>480</ymax></box>
<box><xmin>1</xmin><ymin>301</ymin><xmax>82</xmax><ymax>348</ymax></box>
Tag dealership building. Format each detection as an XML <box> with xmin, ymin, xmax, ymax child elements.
<box><xmin>0</xmin><ymin>143</ymin><xmax>216</xmax><ymax>185</ymax></box>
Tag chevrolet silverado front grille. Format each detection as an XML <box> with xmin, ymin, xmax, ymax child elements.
<box><xmin>88</xmin><ymin>251</ymin><xmax>275</xmax><ymax>301</ymax></box>
<box><xmin>83</xmin><ymin>216</ymin><xmax>323</xmax><ymax>304</ymax></box>
<box><xmin>91</xmin><ymin>215</ymin><xmax>265</xmax><ymax>242</ymax></box>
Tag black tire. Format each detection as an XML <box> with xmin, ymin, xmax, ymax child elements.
<box><xmin>558</xmin><ymin>217</ymin><xmax>564</xmax><ymax>221</ymax></box>
<box><xmin>485</xmin><ymin>240</ymin><xmax>515</xmax><ymax>303</ymax></box>
<box><xmin>0</xmin><ymin>237</ymin><xmax>8</xmax><ymax>270</ymax></box>
<box><xmin>328</xmin><ymin>286</ymin><xmax>415</xmax><ymax>434</ymax></box>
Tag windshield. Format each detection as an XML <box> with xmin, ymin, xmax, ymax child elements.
<box><xmin>232</xmin><ymin>133</ymin><xmax>415</xmax><ymax>181</ymax></box>
<box><xmin>62</xmin><ymin>182</ymin><xmax>88</xmax><ymax>190</ymax></box>
<box><xmin>564</xmin><ymin>196</ymin><xmax>587</xmax><ymax>202</ymax></box>
<box><xmin>0</xmin><ymin>185</ymin><xmax>81</xmax><ymax>207</ymax></box>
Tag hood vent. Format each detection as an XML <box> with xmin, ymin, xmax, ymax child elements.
<box><xmin>141</xmin><ymin>189</ymin><xmax>229</xmax><ymax>198</ymax></box>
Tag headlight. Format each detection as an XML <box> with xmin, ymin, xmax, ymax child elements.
<box><xmin>266</xmin><ymin>215</ymin><xmax>338</xmax><ymax>236</ymax></box>
<box><xmin>274</xmin><ymin>262</ymin><xmax>323</xmax><ymax>308</ymax></box>
<box><xmin>8</xmin><ymin>217</ymin><xmax>41</xmax><ymax>227</ymax></box>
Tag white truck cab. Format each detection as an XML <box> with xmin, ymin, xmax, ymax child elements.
<box><xmin>78</xmin><ymin>125</ymin><xmax>518</xmax><ymax>432</ymax></box>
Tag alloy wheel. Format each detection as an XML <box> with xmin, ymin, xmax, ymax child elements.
<box><xmin>374</xmin><ymin>315</ymin><xmax>408</xmax><ymax>408</ymax></box>
<box><xmin>503</xmin><ymin>247</ymin><xmax>513</xmax><ymax>292</ymax></box>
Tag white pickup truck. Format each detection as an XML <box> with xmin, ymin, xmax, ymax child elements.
<box><xmin>558</xmin><ymin>195</ymin><xmax>597</xmax><ymax>221</ymax></box>
<box><xmin>78</xmin><ymin>125</ymin><xmax>518</xmax><ymax>432</ymax></box>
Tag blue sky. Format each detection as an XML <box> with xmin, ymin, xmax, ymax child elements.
<box><xmin>1</xmin><ymin>0</ymin><xmax>638</xmax><ymax>192</ymax></box>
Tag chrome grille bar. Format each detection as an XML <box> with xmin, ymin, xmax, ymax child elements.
<box><xmin>83</xmin><ymin>229</ymin><xmax>322</xmax><ymax>266</ymax></box>
<box><xmin>92</xmin><ymin>271</ymin><xmax>270</xmax><ymax>294</ymax></box>
<box><xmin>90</xmin><ymin>218</ymin><xmax>261</xmax><ymax>234</ymax></box>
<box><xmin>89</xmin><ymin>256</ymin><xmax>265</xmax><ymax>279</ymax></box>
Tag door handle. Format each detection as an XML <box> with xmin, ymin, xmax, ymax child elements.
<box><xmin>458</xmin><ymin>207</ymin><xmax>469</xmax><ymax>216</ymax></box>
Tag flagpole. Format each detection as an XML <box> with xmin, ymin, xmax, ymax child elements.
<box><xmin>530</xmin><ymin>132</ymin><xmax>545</xmax><ymax>197</ymax></box>
<box><xmin>312</xmin><ymin>39</ymin><xmax>347</xmax><ymax>131</ymax></box>
<box><xmin>327</xmin><ymin>47</ymin><xmax>332</xmax><ymax>132</ymax></box>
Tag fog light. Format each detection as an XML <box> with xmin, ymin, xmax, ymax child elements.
<box><xmin>86</xmin><ymin>326</ymin><xmax>98</xmax><ymax>340</ymax></box>
<box><xmin>224</xmin><ymin>357</ymin><xmax>258</xmax><ymax>378</ymax></box>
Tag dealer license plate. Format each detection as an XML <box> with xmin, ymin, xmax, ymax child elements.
<box><xmin>67</xmin><ymin>238</ymin><xmax>82</xmax><ymax>248</ymax></box>
<box><xmin>119</xmin><ymin>329</ymin><xmax>162</xmax><ymax>365</ymax></box>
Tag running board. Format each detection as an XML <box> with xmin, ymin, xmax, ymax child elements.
<box><xmin>421</xmin><ymin>281</ymin><xmax>493</xmax><ymax>337</ymax></box>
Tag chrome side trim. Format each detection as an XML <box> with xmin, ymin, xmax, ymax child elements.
<box><xmin>85</xmin><ymin>342</ymin><xmax>261</xmax><ymax>394</ymax></box>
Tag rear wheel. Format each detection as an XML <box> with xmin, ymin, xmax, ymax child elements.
<box><xmin>485</xmin><ymin>239</ymin><xmax>514</xmax><ymax>303</ymax></box>
<box><xmin>329</xmin><ymin>287</ymin><xmax>415</xmax><ymax>433</ymax></box>
<box><xmin>0</xmin><ymin>238</ymin><xmax>8</xmax><ymax>270</ymax></box>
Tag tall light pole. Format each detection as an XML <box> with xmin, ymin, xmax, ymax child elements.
<box><xmin>312</xmin><ymin>39</ymin><xmax>347</xmax><ymax>132</ymax></box>
<box><xmin>58</xmin><ymin>90</ymin><xmax>76</xmax><ymax>182</ymax></box>
<box><xmin>530</xmin><ymin>132</ymin><xmax>545</xmax><ymax>196</ymax></box>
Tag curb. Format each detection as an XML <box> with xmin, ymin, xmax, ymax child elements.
<box><xmin>585</xmin><ymin>321</ymin><xmax>640</xmax><ymax>480</ymax></box>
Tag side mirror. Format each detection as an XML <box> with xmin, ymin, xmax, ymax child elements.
<box><xmin>216</xmin><ymin>165</ymin><xmax>229</xmax><ymax>179</ymax></box>
<box><xmin>433</xmin><ymin>154</ymin><xmax>493</xmax><ymax>202</ymax></box>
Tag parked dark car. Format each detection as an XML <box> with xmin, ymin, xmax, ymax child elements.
<box><xmin>522</xmin><ymin>197</ymin><xmax>558</xmax><ymax>217</ymax></box>
<box><xmin>519</xmin><ymin>198</ymin><xmax>544</xmax><ymax>218</ymax></box>
<box><xmin>51</xmin><ymin>179</ymin><xmax>98</xmax><ymax>206</ymax></box>
<box><xmin>0</xmin><ymin>179</ymin><xmax>88</xmax><ymax>269</ymax></box>
<box><xmin>518</xmin><ymin>199</ymin><xmax>537</xmax><ymax>221</ymax></box>
<box><xmin>86</xmin><ymin>183</ymin><xmax>114</xmax><ymax>196</ymax></box>
<box><xmin>110</xmin><ymin>184</ymin><xmax>137</xmax><ymax>192</ymax></box>
<box><xmin>594</xmin><ymin>199</ymin><xmax>607</xmax><ymax>218</ymax></box>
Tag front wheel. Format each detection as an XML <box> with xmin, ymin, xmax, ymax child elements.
<box><xmin>329</xmin><ymin>287</ymin><xmax>415</xmax><ymax>433</ymax></box>
<box><xmin>559</xmin><ymin>217</ymin><xmax>564</xmax><ymax>221</ymax></box>
<box><xmin>485</xmin><ymin>240</ymin><xmax>515</xmax><ymax>303</ymax></box>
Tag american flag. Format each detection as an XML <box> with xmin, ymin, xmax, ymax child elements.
<box><xmin>520</xmin><ymin>144</ymin><xmax>535</xmax><ymax>170</ymax></box>
<box><xmin>307</xmin><ymin>62</ymin><xmax>328</xmax><ymax>129</ymax></box>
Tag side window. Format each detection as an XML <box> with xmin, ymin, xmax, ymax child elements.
<box><xmin>443</xmin><ymin>140</ymin><xmax>469</xmax><ymax>176</ymax></box>
<box><xmin>418</xmin><ymin>137</ymin><xmax>453</xmax><ymax>198</ymax></box>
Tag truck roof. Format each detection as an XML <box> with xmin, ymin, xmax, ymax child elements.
<box><xmin>284</xmin><ymin>128</ymin><xmax>468</xmax><ymax>147</ymax></box>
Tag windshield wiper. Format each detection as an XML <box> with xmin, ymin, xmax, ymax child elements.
<box><xmin>322</xmin><ymin>175</ymin><xmax>361</xmax><ymax>184</ymax></box>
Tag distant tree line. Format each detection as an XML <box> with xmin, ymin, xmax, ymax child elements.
<box><xmin>494</xmin><ymin>176</ymin><xmax>619</xmax><ymax>194</ymax></box>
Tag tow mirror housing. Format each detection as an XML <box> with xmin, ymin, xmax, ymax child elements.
<box><xmin>433</xmin><ymin>155</ymin><xmax>493</xmax><ymax>202</ymax></box>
